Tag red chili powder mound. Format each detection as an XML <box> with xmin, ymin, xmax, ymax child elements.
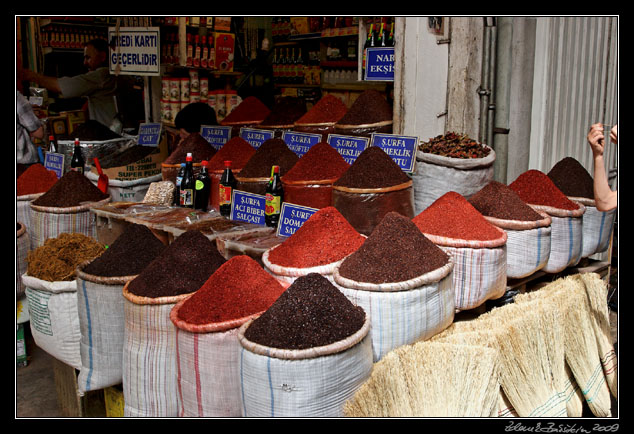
<box><xmin>175</xmin><ymin>255</ymin><xmax>286</xmax><ymax>325</ymax></box>
<box><xmin>281</xmin><ymin>142</ymin><xmax>350</xmax><ymax>182</ymax></box>
<box><xmin>333</xmin><ymin>145</ymin><xmax>410</xmax><ymax>189</ymax></box>
<box><xmin>267</xmin><ymin>206</ymin><xmax>365</xmax><ymax>268</ymax></box>
<box><xmin>164</xmin><ymin>132</ymin><xmax>217</xmax><ymax>164</ymax></box>
<box><xmin>207</xmin><ymin>136</ymin><xmax>256</xmax><ymax>172</ymax></box>
<box><xmin>237</xmin><ymin>138</ymin><xmax>299</xmax><ymax>179</ymax></box>
<box><xmin>412</xmin><ymin>191</ymin><xmax>503</xmax><ymax>241</ymax></box>
<box><xmin>295</xmin><ymin>94</ymin><xmax>348</xmax><ymax>125</ymax></box>
<box><xmin>220</xmin><ymin>96</ymin><xmax>271</xmax><ymax>125</ymax></box>
<box><xmin>509</xmin><ymin>169</ymin><xmax>579</xmax><ymax>210</ymax></box>
<box><xmin>17</xmin><ymin>163</ymin><xmax>59</xmax><ymax>196</ymax></box>
<box><xmin>336</xmin><ymin>89</ymin><xmax>392</xmax><ymax>125</ymax></box>
<box><xmin>469</xmin><ymin>181</ymin><xmax>543</xmax><ymax>222</ymax></box>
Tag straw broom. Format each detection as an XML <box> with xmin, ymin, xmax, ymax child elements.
<box><xmin>577</xmin><ymin>273</ymin><xmax>617</xmax><ymax>398</ymax></box>
<box><xmin>343</xmin><ymin>341</ymin><xmax>500</xmax><ymax>417</ymax></box>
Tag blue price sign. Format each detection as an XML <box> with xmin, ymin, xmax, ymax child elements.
<box><xmin>200</xmin><ymin>125</ymin><xmax>231</xmax><ymax>150</ymax></box>
<box><xmin>327</xmin><ymin>134</ymin><xmax>370</xmax><ymax>164</ymax></box>
<box><xmin>44</xmin><ymin>153</ymin><xmax>64</xmax><ymax>178</ymax></box>
<box><xmin>240</xmin><ymin>127</ymin><xmax>275</xmax><ymax>149</ymax></box>
<box><xmin>364</xmin><ymin>47</ymin><xmax>395</xmax><ymax>81</ymax></box>
<box><xmin>371</xmin><ymin>133</ymin><xmax>418</xmax><ymax>173</ymax></box>
<box><xmin>230</xmin><ymin>190</ymin><xmax>266</xmax><ymax>225</ymax></box>
<box><xmin>137</xmin><ymin>122</ymin><xmax>162</xmax><ymax>147</ymax></box>
<box><xmin>276</xmin><ymin>202</ymin><xmax>318</xmax><ymax>237</ymax></box>
<box><xmin>282</xmin><ymin>131</ymin><xmax>322</xmax><ymax>157</ymax></box>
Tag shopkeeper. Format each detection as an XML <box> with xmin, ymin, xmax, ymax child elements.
<box><xmin>19</xmin><ymin>38</ymin><xmax>120</xmax><ymax>128</ymax></box>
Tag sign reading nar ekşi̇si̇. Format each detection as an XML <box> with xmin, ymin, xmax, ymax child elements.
<box><xmin>364</xmin><ymin>47</ymin><xmax>395</xmax><ymax>81</ymax></box>
<box><xmin>108</xmin><ymin>27</ymin><xmax>161</xmax><ymax>76</ymax></box>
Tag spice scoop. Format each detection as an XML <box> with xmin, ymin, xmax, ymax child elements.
<box><xmin>93</xmin><ymin>157</ymin><xmax>109</xmax><ymax>193</ymax></box>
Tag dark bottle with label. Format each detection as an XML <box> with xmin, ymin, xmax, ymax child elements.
<box><xmin>194</xmin><ymin>160</ymin><xmax>211</xmax><ymax>211</ymax></box>
<box><xmin>173</xmin><ymin>162</ymin><xmax>186</xmax><ymax>205</ymax></box>
<box><xmin>265</xmin><ymin>165</ymin><xmax>284</xmax><ymax>228</ymax></box>
<box><xmin>219</xmin><ymin>160</ymin><xmax>236</xmax><ymax>217</ymax></box>
<box><xmin>70</xmin><ymin>138</ymin><xmax>85</xmax><ymax>174</ymax></box>
<box><xmin>179</xmin><ymin>153</ymin><xmax>195</xmax><ymax>208</ymax></box>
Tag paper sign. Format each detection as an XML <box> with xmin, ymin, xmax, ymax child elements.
<box><xmin>240</xmin><ymin>127</ymin><xmax>275</xmax><ymax>149</ymax></box>
<box><xmin>371</xmin><ymin>133</ymin><xmax>418</xmax><ymax>173</ymax></box>
<box><xmin>230</xmin><ymin>190</ymin><xmax>266</xmax><ymax>225</ymax></box>
<box><xmin>327</xmin><ymin>134</ymin><xmax>370</xmax><ymax>164</ymax></box>
<box><xmin>282</xmin><ymin>131</ymin><xmax>322</xmax><ymax>157</ymax></box>
<box><xmin>137</xmin><ymin>123</ymin><xmax>162</xmax><ymax>147</ymax></box>
<box><xmin>276</xmin><ymin>202</ymin><xmax>318</xmax><ymax>237</ymax></box>
<box><xmin>200</xmin><ymin>125</ymin><xmax>231</xmax><ymax>150</ymax></box>
<box><xmin>44</xmin><ymin>153</ymin><xmax>64</xmax><ymax>178</ymax></box>
<box><xmin>108</xmin><ymin>27</ymin><xmax>161</xmax><ymax>76</ymax></box>
<box><xmin>364</xmin><ymin>47</ymin><xmax>395</xmax><ymax>81</ymax></box>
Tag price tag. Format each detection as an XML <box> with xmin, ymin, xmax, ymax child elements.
<box><xmin>230</xmin><ymin>190</ymin><xmax>266</xmax><ymax>225</ymax></box>
<box><xmin>282</xmin><ymin>131</ymin><xmax>322</xmax><ymax>157</ymax></box>
<box><xmin>240</xmin><ymin>127</ymin><xmax>275</xmax><ymax>149</ymax></box>
<box><xmin>276</xmin><ymin>202</ymin><xmax>318</xmax><ymax>237</ymax></box>
<box><xmin>200</xmin><ymin>125</ymin><xmax>231</xmax><ymax>150</ymax></box>
<box><xmin>327</xmin><ymin>134</ymin><xmax>370</xmax><ymax>164</ymax></box>
<box><xmin>371</xmin><ymin>133</ymin><xmax>418</xmax><ymax>173</ymax></box>
<box><xmin>137</xmin><ymin>122</ymin><xmax>162</xmax><ymax>147</ymax></box>
<box><xmin>44</xmin><ymin>153</ymin><xmax>64</xmax><ymax>178</ymax></box>
<box><xmin>364</xmin><ymin>47</ymin><xmax>395</xmax><ymax>81</ymax></box>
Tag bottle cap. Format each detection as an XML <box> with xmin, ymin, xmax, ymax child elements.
<box><xmin>273</xmin><ymin>165</ymin><xmax>280</xmax><ymax>173</ymax></box>
<box><xmin>224</xmin><ymin>160</ymin><xmax>232</xmax><ymax>167</ymax></box>
<box><xmin>186</xmin><ymin>152</ymin><xmax>193</xmax><ymax>162</ymax></box>
<box><xmin>201</xmin><ymin>160</ymin><xmax>208</xmax><ymax>167</ymax></box>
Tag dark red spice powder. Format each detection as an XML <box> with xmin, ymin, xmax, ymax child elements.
<box><xmin>339</xmin><ymin>211</ymin><xmax>449</xmax><ymax>284</ymax></box>
<box><xmin>175</xmin><ymin>255</ymin><xmax>286</xmax><ymax>325</ymax></box>
<box><xmin>509</xmin><ymin>169</ymin><xmax>579</xmax><ymax>210</ymax></box>
<box><xmin>32</xmin><ymin>170</ymin><xmax>109</xmax><ymax>208</ymax></box>
<box><xmin>469</xmin><ymin>181</ymin><xmax>543</xmax><ymax>222</ymax></box>
<box><xmin>220</xmin><ymin>96</ymin><xmax>271</xmax><ymax>125</ymax></box>
<box><xmin>412</xmin><ymin>191</ymin><xmax>503</xmax><ymax>241</ymax></box>
<box><xmin>336</xmin><ymin>89</ymin><xmax>392</xmax><ymax>125</ymax></box>
<box><xmin>333</xmin><ymin>146</ymin><xmax>410</xmax><ymax>189</ymax></box>
<box><xmin>419</xmin><ymin>132</ymin><xmax>491</xmax><ymax>159</ymax></box>
<box><xmin>295</xmin><ymin>94</ymin><xmax>348</xmax><ymax>125</ymax></box>
<box><xmin>547</xmin><ymin>157</ymin><xmax>595</xmax><ymax>199</ymax></box>
<box><xmin>237</xmin><ymin>138</ymin><xmax>299</xmax><ymax>179</ymax></box>
<box><xmin>243</xmin><ymin>273</ymin><xmax>366</xmax><ymax>350</ymax></box>
<box><xmin>82</xmin><ymin>223</ymin><xmax>167</xmax><ymax>277</ymax></box>
<box><xmin>17</xmin><ymin>163</ymin><xmax>59</xmax><ymax>196</ymax></box>
<box><xmin>164</xmin><ymin>132</ymin><xmax>217</xmax><ymax>164</ymax></box>
<box><xmin>282</xmin><ymin>141</ymin><xmax>350</xmax><ymax>182</ymax></box>
<box><xmin>126</xmin><ymin>230</ymin><xmax>226</xmax><ymax>298</ymax></box>
<box><xmin>206</xmin><ymin>136</ymin><xmax>256</xmax><ymax>172</ymax></box>
<box><xmin>267</xmin><ymin>206</ymin><xmax>365</xmax><ymax>268</ymax></box>
<box><xmin>259</xmin><ymin>96</ymin><xmax>307</xmax><ymax>127</ymax></box>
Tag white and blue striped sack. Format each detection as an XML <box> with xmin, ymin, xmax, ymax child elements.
<box><xmin>483</xmin><ymin>211</ymin><xmax>552</xmax><ymax>279</ymax></box>
<box><xmin>237</xmin><ymin>315</ymin><xmax>373</xmax><ymax>417</ymax></box>
<box><xmin>569</xmin><ymin>197</ymin><xmax>616</xmax><ymax>258</ymax></box>
<box><xmin>529</xmin><ymin>203</ymin><xmax>585</xmax><ymax>273</ymax></box>
<box><xmin>75</xmin><ymin>262</ymin><xmax>131</xmax><ymax>395</ymax></box>
<box><xmin>333</xmin><ymin>260</ymin><xmax>455</xmax><ymax>362</ymax></box>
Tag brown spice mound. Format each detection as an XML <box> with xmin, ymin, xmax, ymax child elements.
<box><xmin>259</xmin><ymin>96</ymin><xmax>307</xmax><ymax>127</ymax></box>
<box><xmin>282</xmin><ymin>141</ymin><xmax>350</xmax><ymax>182</ymax></box>
<box><xmin>547</xmin><ymin>157</ymin><xmax>595</xmax><ymax>199</ymax></box>
<box><xmin>207</xmin><ymin>136</ymin><xmax>256</xmax><ymax>172</ymax></box>
<box><xmin>469</xmin><ymin>181</ymin><xmax>543</xmax><ymax>222</ymax></box>
<box><xmin>336</xmin><ymin>90</ymin><xmax>392</xmax><ymax>125</ymax></box>
<box><xmin>237</xmin><ymin>138</ymin><xmax>299</xmax><ymax>179</ymax></box>
<box><xmin>126</xmin><ymin>230</ymin><xmax>226</xmax><ymax>298</ymax></box>
<box><xmin>419</xmin><ymin>132</ymin><xmax>491</xmax><ymax>159</ymax></box>
<box><xmin>243</xmin><ymin>273</ymin><xmax>366</xmax><ymax>350</ymax></box>
<box><xmin>339</xmin><ymin>212</ymin><xmax>449</xmax><ymax>284</ymax></box>
<box><xmin>295</xmin><ymin>94</ymin><xmax>348</xmax><ymax>125</ymax></box>
<box><xmin>164</xmin><ymin>132</ymin><xmax>217</xmax><ymax>164</ymax></box>
<box><xmin>82</xmin><ymin>223</ymin><xmax>167</xmax><ymax>277</ymax></box>
<box><xmin>32</xmin><ymin>170</ymin><xmax>109</xmax><ymax>208</ymax></box>
<box><xmin>27</xmin><ymin>233</ymin><xmax>105</xmax><ymax>281</ymax></box>
<box><xmin>333</xmin><ymin>146</ymin><xmax>410</xmax><ymax>189</ymax></box>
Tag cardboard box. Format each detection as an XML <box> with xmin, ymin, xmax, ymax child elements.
<box><xmin>91</xmin><ymin>134</ymin><xmax>169</xmax><ymax>181</ymax></box>
<box><xmin>214</xmin><ymin>32</ymin><xmax>235</xmax><ymax>72</ymax></box>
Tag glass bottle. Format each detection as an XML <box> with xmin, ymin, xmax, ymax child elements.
<box><xmin>219</xmin><ymin>160</ymin><xmax>237</xmax><ymax>217</ymax></box>
<box><xmin>70</xmin><ymin>138</ymin><xmax>85</xmax><ymax>174</ymax></box>
<box><xmin>194</xmin><ymin>160</ymin><xmax>211</xmax><ymax>211</ymax></box>
<box><xmin>179</xmin><ymin>153</ymin><xmax>195</xmax><ymax>208</ymax></box>
<box><xmin>265</xmin><ymin>165</ymin><xmax>284</xmax><ymax>228</ymax></box>
<box><xmin>174</xmin><ymin>162</ymin><xmax>186</xmax><ymax>206</ymax></box>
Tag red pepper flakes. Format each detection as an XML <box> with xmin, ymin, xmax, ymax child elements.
<box><xmin>281</xmin><ymin>141</ymin><xmax>350</xmax><ymax>182</ymax></box>
<box><xmin>220</xmin><ymin>96</ymin><xmax>271</xmax><ymax>125</ymax></box>
<box><xmin>267</xmin><ymin>206</ymin><xmax>365</xmax><ymax>268</ymax></box>
<box><xmin>295</xmin><ymin>94</ymin><xmax>348</xmax><ymax>125</ymax></box>
<box><xmin>412</xmin><ymin>191</ymin><xmax>503</xmax><ymax>241</ymax></box>
<box><xmin>509</xmin><ymin>169</ymin><xmax>579</xmax><ymax>211</ymax></box>
<box><xmin>419</xmin><ymin>132</ymin><xmax>491</xmax><ymax>159</ymax></box>
<box><xmin>207</xmin><ymin>136</ymin><xmax>256</xmax><ymax>172</ymax></box>
<box><xmin>175</xmin><ymin>255</ymin><xmax>286</xmax><ymax>325</ymax></box>
<box><xmin>17</xmin><ymin>163</ymin><xmax>59</xmax><ymax>196</ymax></box>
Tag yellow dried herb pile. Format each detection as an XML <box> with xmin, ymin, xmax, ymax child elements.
<box><xmin>27</xmin><ymin>233</ymin><xmax>105</xmax><ymax>282</ymax></box>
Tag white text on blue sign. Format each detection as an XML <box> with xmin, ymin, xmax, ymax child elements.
<box><xmin>200</xmin><ymin>125</ymin><xmax>231</xmax><ymax>150</ymax></box>
<box><xmin>282</xmin><ymin>131</ymin><xmax>322</xmax><ymax>157</ymax></box>
<box><xmin>371</xmin><ymin>133</ymin><xmax>418</xmax><ymax>172</ymax></box>
<box><xmin>137</xmin><ymin>123</ymin><xmax>162</xmax><ymax>147</ymax></box>
<box><xmin>230</xmin><ymin>190</ymin><xmax>266</xmax><ymax>225</ymax></box>
<box><xmin>327</xmin><ymin>134</ymin><xmax>370</xmax><ymax>164</ymax></box>
<box><xmin>277</xmin><ymin>202</ymin><xmax>318</xmax><ymax>237</ymax></box>
<box><xmin>240</xmin><ymin>128</ymin><xmax>275</xmax><ymax>149</ymax></box>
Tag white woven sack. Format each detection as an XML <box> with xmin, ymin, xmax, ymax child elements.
<box><xmin>17</xmin><ymin>194</ymin><xmax>40</xmax><ymax>249</ymax></box>
<box><xmin>530</xmin><ymin>203</ymin><xmax>585</xmax><ymax>273</ymax></box>
<box><xmin>333</xmin><ymin>261</ymin><xmax>455</xmax><ymax>362</ymax></box>
<box><xmin>122</xmin><ymin>286</ymin><xmax>188</xmax><ymax>417</ymax></box>
<box><xmin>412</xmin><ymin>147</ymin><xmax>495</xmax><ymax>214</ymax></box>
<box><xmin>238</xmin><ymin>316</ymin><xmax>373</xmax><ymax>417</ymax></box>
<box><xmin>570</xmin><ymin>198</ymin><xmax>616</xmax><ymax>257</ymax></box>
<box><xmin>22</xmin><ymin>274</ymin><xmax>81</xmax><ymax>369</ymax></box>
<box><xmin>75</xmin><ymin>267</ymin><xmax>129</xmax><ymax>395</ymax></box>
<box><xmin>173</xmin><ymin>327</ymin><xmax>243</xmax><ymax>417</ymax></box>
<box><xmin>261</xmin><ymin>247</ymin><xmax>346</xmax><ymax>287</ymax></box>
<box><xmin>16</xmin><ymin>224</ymin><xmax>30</xmax><ymax>298</ymax></box>
<box><xmin>86</xmin><ymin>172</ymin><xmax>161</xmax><ymax>202</ymax></box>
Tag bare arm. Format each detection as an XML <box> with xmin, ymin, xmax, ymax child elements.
<box><xmin>18</xmin><ymin>68</ymin><xmax>62</xmax><ymax>94</ymax></box>
<box><xmin>587</xmin><ymin>123</ymin><xmax>617</xmax><ymax>211</ymax></box>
